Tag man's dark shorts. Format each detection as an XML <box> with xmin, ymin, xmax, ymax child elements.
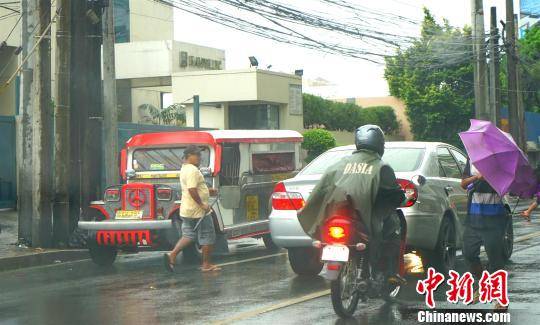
<box><xmin>181</xmin><ymin>216</ymin><xmax>216</xmax><ymax>245</ymax></box>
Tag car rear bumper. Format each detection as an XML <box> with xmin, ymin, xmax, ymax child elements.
<box><xmin>269</xmin><ymin>210</ymin><xmax>314</xmax><ymax>247</ymax></box>
<box><xmin>269</xmin><ymin>208</ymin><xmax>440</xmax><ymax>250</ymax></box>
<box><xmin>78</xmin><ymin>220</ymin><xmax>172</xmax><ymax>230</ymax></box>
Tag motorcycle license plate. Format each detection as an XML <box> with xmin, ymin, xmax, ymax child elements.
<box><xmin>115</xmin><ymin>210</ymin><xmax>143</xmax><ymax>220</ymax></box>
<box><xmin>321</xmin><ymin>245</ymin><xmax>349</xmax><ymax>262</ymax></box>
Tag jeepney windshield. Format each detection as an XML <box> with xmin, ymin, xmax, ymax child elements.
<box><xmin>132</xmin><ymin>147</ymin><xmax>210</xmax><ymax>172</ymax></box>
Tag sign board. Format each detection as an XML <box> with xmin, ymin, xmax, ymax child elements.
<box><xmin>179</xmin><ymin>51</ymin><xmax>223</xmax><ymax>70</ymax></box>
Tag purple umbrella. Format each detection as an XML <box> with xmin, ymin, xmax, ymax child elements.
<box><xmin>458</xmin><ymin>119</ymin><xmax>536</xmax><ymax>198</ymax></box>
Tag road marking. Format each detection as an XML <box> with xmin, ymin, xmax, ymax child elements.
<box><xmin>513</xmin><ymin>230</ymin><xmax>540</xmax><ymax>243</ymax></box>
<box><xmin>211</xmin><ymin>289</ymin><xmax>331</xmax><ymax>325</ymax></box>
<box><xmin>216</xmin><ymin>252</ymin><xmax>287</xmax><ymax>267</ymax></box>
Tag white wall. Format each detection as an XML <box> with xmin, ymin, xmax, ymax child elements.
<box><xmin>129</xmin><ymin>0</ymin><xmax>173</xmax><ymax>42</ymax></box>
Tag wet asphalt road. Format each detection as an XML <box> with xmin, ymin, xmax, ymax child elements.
<box><xmin>2</xmin><ymin>212</ymin><xmax>540</xmax><ymax>324</ymax></box>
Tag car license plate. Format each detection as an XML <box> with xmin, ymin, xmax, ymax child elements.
<box><xmin>321</xmin><ymin>245</ymin><xmax>349</xmax><ymax>262</ymax></box>
<box><xmin>115</xmin><ymin>210</ymin><xmax>143</xmax><ymax>220</ymax></box>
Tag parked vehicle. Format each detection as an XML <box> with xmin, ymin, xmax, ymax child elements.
<box><xmin>269</xmin><ymin>142</ymin><xmax>514</xmax><ymax>275</ymax></box>
<box><xmin>315</xmin><ymin>202</ymin><xmax>407</xmax><ymax>318</ymax></box>
<box><xmin>78</xmin><ymin>130</ymin><xmax>303</xmax><ymax>265</ymax></box>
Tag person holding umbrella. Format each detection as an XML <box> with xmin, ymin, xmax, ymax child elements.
<box><xmin>459</xmin><ymin>119</ymin><xmax>537</xmax><ymax>311</ymax></box>
<box><xmin>520</xmin><ymin>167</ymin><xmax>540</xmax><ymax>221</ymax></box>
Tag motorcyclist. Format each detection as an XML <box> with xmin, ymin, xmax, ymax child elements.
<box><xmin>298</xmin><ymin>125</ymin><xmax>406</xmax><ymax>282</ymax></box>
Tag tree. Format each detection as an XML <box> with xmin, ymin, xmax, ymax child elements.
<box><xmin>302</xmin><ymin>129</ymin><xmax>336</xmax><ymax>162</ymax></box>
<box><xmin>517</xmin><ymin>26</ymin><xmax>540</xmax><ymax>113</ymax></box>
<box><xmin>384</xmin><ymin>9</ymin><xmax>474</xmax><ymax>147</ymax></box>
<box><xmin>303</xmin><ymin>94</ymin><xmax>400</xmax><ymax>135</ymax></box>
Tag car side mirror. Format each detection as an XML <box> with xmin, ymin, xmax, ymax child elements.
<box><xmin>411</xmin><ymin>175</ymin><xmax>426</xmax><ymax>187</ymax></box>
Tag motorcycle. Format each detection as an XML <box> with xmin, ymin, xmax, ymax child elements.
<box><xmin>312</xmin><ymin>204</ymin><xmax>407</xmax><ymax>318</ymax></box>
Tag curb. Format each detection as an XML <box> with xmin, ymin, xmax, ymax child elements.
<box><xmin>0</xmin><ymin>249</ymin><xmax>90</xmax><ymax>272</ymax></box>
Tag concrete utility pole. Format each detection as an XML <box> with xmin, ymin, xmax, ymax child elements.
<box><xmin>18</xmin><ymin>0</ymin><xmax>36</xmax><ymax>243</ymax></box>
<box><xmin>514</xmin><ymin>14</ymin><xmax>526</xmax><ymax>149</ymax></box>
<box><xmin>102</xmin><ymin>1</ymin><xmax>119</xmax><ymax>185</ymax></box>
<box><xmin>31</xmin><ymin>0</ymin><xmax>53</xmax><ymax>247</ymax></box>
<box><xmin>53</xmin><ymin>0</ymin><xmax>71</xmax><ymax>246</ymax></box>
<box><xmin>505</xmin><ymin>0</ymin><xmax>524</xmax><ymax>149</ymax></box>
<box><xmin>471</xmin><ymin>0</ymin><xmax>489</xmax><ymax>120</ymax></box>
<box><xmin>488</xmin><ymin>7</ymin><xmax>501</xmax><ymax>127</ymax></box>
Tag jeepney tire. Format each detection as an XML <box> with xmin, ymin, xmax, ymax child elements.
<box><xmin>262</xmin><ymin>234</ymin><xmax>279</xmax><ymax>251</ymax></box>
<box><xmin>88</xmin><ymin>241</ymin><xmax>117</xmax><ymax>266</ymax></box>
<box><xmin>288</xmin><ymin>247</ymin><xmax>323</xmax><ymax>276</ymax></box>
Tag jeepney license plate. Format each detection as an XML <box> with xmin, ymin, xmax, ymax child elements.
<box><xmin>246</xmin><ymin>195</ymin><xmax>259</xmax><ymax>221</ymax></box>
<box><xmin>321</xmin><ymin>245</ymin><xmax>349</xmax><ymax>262</ymax></box>
<box><xmin>115</xmin><ymin>210</ymin><xmax>143</xmax><ymax>220</ymax></box>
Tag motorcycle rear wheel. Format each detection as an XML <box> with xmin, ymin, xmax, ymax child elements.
<box><xmin>330</xmin><ymin>256</ymin><xmax>360</xmax><ymax>318</ymax></box>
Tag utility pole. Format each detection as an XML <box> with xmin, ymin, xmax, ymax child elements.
<box><xmin>514</xmin><ymin>14</ymin><xmax>526</xmax><ymax>150</ymax></box>
<box><xmin>53</xmin><ymin>0</ymin><xmax>71</xmax><ymax>246</ymax></box>
<box><xmin>488</xmin><ymin>7</ymin><xmax>501</xmax><ymax>127</ymax></box>
<box><xmin>505</xmin><ymin>0</ymin><xmax>523</xmax><ymax>149</ymax></box>
<box><xmin>193</xmin><ymin>95</ymin><xmax>200</xmax><ymax>129</ymax></box>
<box><xmin>102</xmin><ymin>1</ymin><xmax>119</xmax><ymax>185</ymax></box>
<box><xmin>18</xmin><ymin>0</ymin><xmax>35</xmax><ymax>244</ymax></box>
<box><xmin>31</xmin><ymin>0</ymin><xmax>53</xmax><ymax>247</ymax></box>
<box><xmin>471</xmin><ymin>0</ymin><xmax>489</xmax><ymax>121</ymax></box>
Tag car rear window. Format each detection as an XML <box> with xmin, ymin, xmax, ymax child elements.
<box><xmin>299</xmin><ymin>147</ymin><xmax>425</xmax><ymax>175</ymax></box>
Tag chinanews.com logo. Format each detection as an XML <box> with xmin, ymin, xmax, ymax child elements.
<box><xmin>415</xmin><ymin>267</ymin><xmax>511</xmax><ymax>323</ymax></box>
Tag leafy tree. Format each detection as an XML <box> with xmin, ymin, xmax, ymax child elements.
<box><xmin>302</xmin><ymin>129</ymin><xmax>336</xmax><ymax>162</ymax></box>
<box><xmin>384</xmin><ymin>8</ymin><xmax>474</xmax><ymax>147</ymax></box>
<box><xmin>517</xmin><ymin>26</ymin><xmax>540</xmax><ymax>113</ymax></box>
<box><xmin>303</xmin><ymin>94</ymin><xmax>400</xmax><ymax>134</ymax></box>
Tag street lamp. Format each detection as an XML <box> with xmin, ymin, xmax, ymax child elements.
<box><xmin>249</xmin><ymin>56</ymin><xmax>258</xmax><ymax>68</ymax></box>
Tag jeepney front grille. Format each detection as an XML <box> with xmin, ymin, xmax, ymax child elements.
<box><xmin>123</xmin><ymin>187</ymin><xmax>152</xmax><ymax>218</ymax></box>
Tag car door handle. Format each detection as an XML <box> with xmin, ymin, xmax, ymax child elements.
<box><xmin>444</xmin><ymin>186</ymin><xmax>454</xmax><ymax>195</ymax></box>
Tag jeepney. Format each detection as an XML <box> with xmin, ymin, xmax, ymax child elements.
<box><xmin>78</xmin><ymin>130</ymin><xmax>303</xmax><ymax>265</ymax></box>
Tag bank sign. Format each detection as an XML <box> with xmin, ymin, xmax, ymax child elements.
<box><xmin>179</xmin><ymin>51</ymin><xmax>223</xmax><ymax>70</ymax></box>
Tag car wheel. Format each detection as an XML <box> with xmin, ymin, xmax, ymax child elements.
<box><xmin>424</xmin><ymin>217</ymin><xmax>456</xmax><ymax>274</ymax></box>
<box><xmin>288</xmin><ymin>247</ymin><xmax>323</xmax><ymax>276</ymax></box>
<box><xmin>502</xmin><ymin>218</ymin><xmax>514</xmax><ymax>262</ymax></box>
<box><xmin>88</xmin><ymin>240</ymin><xmax>117</xmax><ymax>266</ymax></box>
<box><xmin>262</xmin><ymin>234</ymin><xmax>279</xmax><ymax>251</ymax></box>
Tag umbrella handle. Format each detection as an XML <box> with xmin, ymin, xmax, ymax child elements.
<box><xmin>511</xmin><ymin>197</ymin><xmax>521</xmax><ymax>216</ymax></box>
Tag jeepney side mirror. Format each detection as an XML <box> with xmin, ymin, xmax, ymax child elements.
<box><xmin>200</xmin><ymin>167</ymin><xmax>213</xmax><ymax>176</ymax></box>
<box><xmin>126</xmin><ymin>168</ymin><xmax>136</xmax><ymax>179</ymax></box>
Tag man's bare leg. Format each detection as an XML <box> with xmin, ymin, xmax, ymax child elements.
<box><xmin>168</xmin><ymin>237</ymin><xmax>193</xmax><ymax>264</ymax></box>
<box><xmin>201</xmin><ymin>245</ymin><xmax>221</xmax><ymax>271</ymax></box>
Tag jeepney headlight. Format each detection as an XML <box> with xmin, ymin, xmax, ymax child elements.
<box><xmin>105</xmin><ymin>188</ymin><xmax>120</xmax><ymax>202</ymax></box>
<box><xmin>157</xmin><ymin>187</ymin><xmax>172</xmax><ymax>201</ymax></box>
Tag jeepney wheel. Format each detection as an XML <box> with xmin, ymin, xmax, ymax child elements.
<box><xmin>262</xmin><ymin>234</ymin><xmax>279</xmax><ymax>251</ymax></box>
<box><xmin>88</xmin><ymin>240</ymin><xmax>117</xmax><ymax>266</ymax></box>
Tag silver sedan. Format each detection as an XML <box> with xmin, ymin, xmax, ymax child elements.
<box><xmin>269</xmin><ymin>141</ymin><xmax>514</xmax><ymax>276</ymax></box>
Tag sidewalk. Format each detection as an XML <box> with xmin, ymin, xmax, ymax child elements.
<box><xmin>0</xmin><ymin>210</ymin><xmax>89</xmax><ymax>272</ymax></box>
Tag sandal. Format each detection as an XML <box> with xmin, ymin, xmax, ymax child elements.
<box><xmin>163</xmin><ymin>253</ymin><xmax>175</xmax><ymax>272</ymax></box>
<box><xmin>200</xmin><ymin>265</ymin><xmax>222</xmax><ymax>272</ymax></box>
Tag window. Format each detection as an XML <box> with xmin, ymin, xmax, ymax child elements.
<box><xmin>132</xmin><ymin>147</ymin><xmax>210</xmax><ymax>171</ymax></box>
<box><xmin>114</xmin><ymin>0</ymin><xmax>130</xmax><ymax>43</ymax></box>
<box><xmin>252</xmin><ymin>153</ymin><xmax>295</xmax><ymax>174</ymax></box>
<box><xmin>450</xmin><ymin>149</ymin><xmax>468</xmax><ymax>175</ymax></box>
<box><xmin>383</xmin><ymin>148</ymin><xmax>425</xmax><ymax>172</ymax></box>
<box><xmin>437</xmin><ymin>147</ymin><xmax>461</xmax><ymax>178</ymax></box>
<box><xmin>229</xmin><ymin>104</ymin><xmax>279</xmax><ymax>130</ymax></box>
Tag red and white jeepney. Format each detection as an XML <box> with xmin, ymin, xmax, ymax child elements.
<box><xmin>78</xmin><ymin>130</ymin><xmax>303</xmax><ymax>265</ymax></box>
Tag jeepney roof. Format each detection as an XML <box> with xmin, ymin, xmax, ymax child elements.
<box><xmin>125</xmin><ymin>130</ymin><xmax>303</xmax><ymax>148</ymax></box>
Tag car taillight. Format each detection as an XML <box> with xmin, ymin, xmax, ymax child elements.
<box><xmin>397</xmin><ymin>178</ymin><xmax>418</xmax><ymax>207</ymax></box>
<box><xmin>271</xmin><ymin>182</ymin><xmax>305</xmax><ymax>210</ymax></box>
<box><xmin>157</xmin><ymin>187</ymin><xmax>172</xmax><ymax>201</ymax></box>
<box><xmin>105</xmin><ymin>188</ymin><xmax>120</xmax><ymax>202</ymax></box>
<box><xmin>321</xmin><ymin>216</ymin><xmax>352</xmax><ymax>244</ymax></box>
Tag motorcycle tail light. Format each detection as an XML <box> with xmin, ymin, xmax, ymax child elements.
<box><xmin>157</xmin><ymin>188</ymin><xmax>172</xmax><ymax>201</ymax></box>
<box><xmin>271</xmin><ymin>182</ymin><xmax>305</xmax><ymax>211</ymax></box>
<box><xmin>397</xmin><ymin>178</ymin><xmax>418</xmax><ymax>207</ymax></box>
<box><xmin>321</xmin><ymin>215</ymin><xmax>352</xmax><ymax>245</ymax></box>
<box><xmin>105</xmin><ymin>188</ymin><xmax>120</xmax><ymax>202</ymax></box>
